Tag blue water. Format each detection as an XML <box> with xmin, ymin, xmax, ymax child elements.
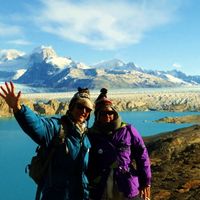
<box><xmin>0</xmin><ymin>111</ymin><xmax>199</xmax><ymax>200</ymax></box>
<box><xmin>0</xmin><ymin>118</ymin><xmax>37</xmax><ymax>199</ymax></box>
<box><xmin>120</xmin><ymin>111</ymin><xmax>196</xmax><ymax>136</ymax></box>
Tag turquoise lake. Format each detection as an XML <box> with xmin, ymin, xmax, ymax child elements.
<box><xmin>0</xmin><ymin>111</ymin><xmax>199</xmax><ymax>200</ymax></box>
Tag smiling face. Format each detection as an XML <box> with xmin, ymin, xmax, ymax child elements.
<box><xmin>98</xmin><ymin>106</ymin><xmax>115</xmax><ymax>123</ymax></box>
<box><xmin>70</xmin><ymin>103</ymin><xmax>92</xmax><ymax>123</ymax></box>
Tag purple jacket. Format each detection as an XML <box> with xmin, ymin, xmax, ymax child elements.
<box><xmin>88</xmin><ymin>124</ymin><xmax>151</xmax><ymax>199</ymax></box>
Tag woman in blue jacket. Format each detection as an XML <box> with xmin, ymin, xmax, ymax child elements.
<box><xmin>0</xmin><ymin>81</ymin><xmax>93</xmax><ymax>200</ymax></box>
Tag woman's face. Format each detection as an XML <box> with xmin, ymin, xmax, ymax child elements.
<box><xmin>71</xmin><ymin>103</ymin><xmax>91</xmax><ymax>123</ymax></box>
<box><xmin>98</xmin><ymin>107</ymin><xmax>115</xmax><ymax>123</ymax></box>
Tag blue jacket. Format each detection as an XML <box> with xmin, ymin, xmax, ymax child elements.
<box><xmin>14</xmin><ymin>105</ymin><xmax>91</xmax><ymax>200</ymax></box>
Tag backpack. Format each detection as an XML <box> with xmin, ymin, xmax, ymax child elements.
<box><xmin>25</xmin><ymin>116</ymin><xmax>67</xmax><ymax>200</ymax></box>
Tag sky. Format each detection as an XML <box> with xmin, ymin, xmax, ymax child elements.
<box><xmin>0</xmin><ymin>0</ymin><xmax>200</xmax><ymax>75</ymax></box>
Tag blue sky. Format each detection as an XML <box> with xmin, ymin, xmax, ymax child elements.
<box><xmin>0</xmin><ymin>0</ymin><xmax>200</xmax><ymax>75</ymax></box>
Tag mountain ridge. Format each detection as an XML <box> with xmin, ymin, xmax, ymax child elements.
<box><xmin>0</xmin><ymin>46</ymin><xmax>200</xmax><ymax>91</ymax></box>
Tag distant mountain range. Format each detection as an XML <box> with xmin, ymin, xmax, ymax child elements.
<box><xmin>1</xmin><ymin>46</ymin><xmax>200</xmax><ymax>91</ymax></box>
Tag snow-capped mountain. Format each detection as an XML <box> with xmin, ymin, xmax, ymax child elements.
<box><xmin>0</xmin><ymin>49</ymin><xmax>25</xmax><ymax>61</ymax></box>
<box><xmin>0</xmin><ymin>45</ymin><xmax>200</xmax><ymax>91</ymax></box>
<box><xmin>93</xmin><ymin>59</ymin><xmax>125</xmax><ymax>69</ymax></box>
<box><xmin>92</xmin><ymin>59</ymin><xmax>141</xmax><ymax>72</ymax></box>
<box><xmin>0</xmin><ymin>49</ymin><xmax>29</xmax><ymax>81</ymax></box>
<box><xmin>16</xmin><ymin>46</ymin><xmax>94</xmax><ymax>87</ymax></box>
<box><xmin>29</xmin><ymin>46</ymin><xmax>72</xmax><ymax>68</ymax></box>
<box><xmin>0</xmin><ymin>49</ymin><xmax>28</xmax><ymax>73</ymax></box>
<box><xmin>147</xmin><ymin>69</ymin><xmax>200</xmax><ymax>85</ymax></box>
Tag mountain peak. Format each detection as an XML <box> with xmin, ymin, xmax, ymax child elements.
<box><xmin>92</xmin><ymin>59</ymin><xmax>125</xmax><ymax>69</ymax></box>
<box><xmin>93</xmin><ymin>59</ymin><xmax>140</xmax><ymax>71</ymax></box>
<box><xmin>167</xmin><ymin>69</ymin><xmax>187</xmax><ymax>77</ymax></box>
<box><xmin>30</xmin><ymin>46</ymin><xmax>57</xmax><ymax>63</ymax></box>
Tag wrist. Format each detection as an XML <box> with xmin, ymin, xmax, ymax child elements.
<box><xmin>13</xmin><ymin>104</ymin><xmax>21</xmax><ymax>113</ymax></box>
<box><xmin>147</xmin><ymin>184</ymin><xmax>151</xmax><ymax>187</ymax></box>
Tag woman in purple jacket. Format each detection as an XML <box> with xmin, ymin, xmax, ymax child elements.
<box><xmin>88</xmin><ymin>88</ymin><xmax>151</xmax><ymax>200</ymax></box>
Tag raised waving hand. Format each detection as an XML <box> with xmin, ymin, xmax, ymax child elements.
<box><xmin>0</xmin><ymin>81</ymin><xmax>22</xmax><ymax>112</ymax></box>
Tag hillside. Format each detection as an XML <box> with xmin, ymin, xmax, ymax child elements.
<box><xmin>145</xmin><ymin>125</ymin><xmax>200</xmax><ymax>199</ymax></box>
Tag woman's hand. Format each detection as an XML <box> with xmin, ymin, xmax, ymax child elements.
<box><xmin>0</xmin><ymin>81</ymin><xmax>22</xmax><ymax>113</ymax></box>
<box><xmin>140</xmin><ymin>185</ymin><xmax>151</xmax><ymax>200</ymax></box>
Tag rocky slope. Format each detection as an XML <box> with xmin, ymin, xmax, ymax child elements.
<box><xmin>145</xmin><ymin>125</ymin><xmax>200</xmax><ymax>200</ymax></box>
<box><xmin>0</xmin><ymin>98</ymin><xmax>68</xmax><ymax>117</ymax></box>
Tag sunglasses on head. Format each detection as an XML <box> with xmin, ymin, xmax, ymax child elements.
<box><xmin>76</xmin><ymin>103</ymin><xmax>91</xmax><ymax>113</ymax></box>
<box><xmin>100</xmin><ymin>110</ymin><xmax>115</xmax><ymax>116</ymax></box>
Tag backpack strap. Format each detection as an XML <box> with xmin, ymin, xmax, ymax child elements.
<box><xmin>60</xmin><ymin>115</ymin><xmax>69</xmax><ymax>153</ymax></box>
<box><xmin>35</xmin><ymin>183</ymin><xmax>43</xmax><ymax>200</ymax></box>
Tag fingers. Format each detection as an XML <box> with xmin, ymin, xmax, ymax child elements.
<box><xmin>0</xmin><ymin>85</ymin><xmax>8</xmax><ymax>95</ymax></box>
<box><xmin>0</xmin><ymin>81</ymin><xmax>17</xmax><ymax>95</ymax></box>
<box><xmin>5</xmin><ymin>82</ymin><xmax>11</xmax><ymax>93</ymax></box>
<box><xmin>0</xmin><ymin>81</ymin><xmax>11</xmax><ymax>95</ymax></box>
<box><xmin>0</xmin><ymin>92</ymin><xmax>6</xmax><ymax>99</ymax></box>
<box><xmin>140</xmin><ymin>190</ymin><xmax>143</xmax><ymax>198</ymax></box>
<box><xmin>140</xmin><ymin>186</ymin><xmax>151</xmax><ymax>199</ymax></box>
<box><xmin>0</xmin><ymin>81</ymin><xmax>20</xmax><ymax>99</ymax></box>
<box><xmin>10</xmin><ymin>81</ymin><xmax>14</xmax><ymax>93</ymax></box>
<box><xmin>17</xmin><ymin>91</ymin><xmax>21</xmax><ymax>99</ymax></box>
<box><xmin>144</xmin><ymin>186</ymin><xmax>151</xmax><ymax>200</ymax></box>
<box><xmin>144</xmin><ymin>187</ymin><xmax>148</xmax><ymax>197</ymax></box>
<box><xmin>147</xmin><ymin>186</ymin><xmax>151</xmax><ymax>197</ymax></box>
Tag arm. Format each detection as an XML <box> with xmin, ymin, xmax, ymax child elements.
<box><xmin>0</xmin><ymin>82</ymin><xmax>60</xmax><ymax>146</ymax></box>
<box><xmin>14</xmin><ymin>105</ymin><xmax>60</xmax><ymax>146</ymax></box>
<box><xmin>129</xmin><ymin>125</ymin><xmax>151</xmax><ymax>199</ymax></box>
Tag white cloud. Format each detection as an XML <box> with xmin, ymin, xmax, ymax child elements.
<box><xmin>0</xmin><ymin>22</ymin><xmax>22</xmax><ymax>36</ymax></box>
<box><xmin>7</xmin><ymin>39</ymin><xmax>32</xmax><ymax>45</ymax></box>
<box><xmin>32</xmin><ymin>0</ymin><xmax>181</xmax><ymax>50</ymax></box>
<box><xmin>172</xmin><ymin>63</ymin><xmax>182</xmax><ymax>69</ymax></box>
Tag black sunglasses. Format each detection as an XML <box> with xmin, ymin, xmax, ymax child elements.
<box><xmin>76</xmin><ymin>103</ymin><xmax>91</xmax><ymax>113</ymax></box>
<box><xmin>100</xmin><ymin>111</ymin><xmax>115</xmax><ymax>116</ymax></box>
